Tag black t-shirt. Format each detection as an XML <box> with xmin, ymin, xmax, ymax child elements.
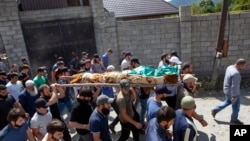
<box><xmin>138</xmin><ymin>87</ymin><xmax>150</xmax><ymax>99</ymax></box>
<box><xmin>0</xmin><ymin>95</ymin><xmax>15</xmax><ymax>130</ymax></box>
<box><xmin>18</xmin><ymin>73</ymin><xmax>29</xmax><ymax>87</ymax></box>
<box><xmin>70</xmin><ymin>99</ymin><xmax>93</xmax><ymax>135</ymax></box>
<box><xmin>43</xmin><ymin>97</ymin><xmax>61</xmax><ymax>120</ymax></box>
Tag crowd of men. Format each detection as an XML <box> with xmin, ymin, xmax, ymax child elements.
<box><xmin>0</xmin><ymin>48</ymin><xmax>247</xmax><ymax>141</ymax></box>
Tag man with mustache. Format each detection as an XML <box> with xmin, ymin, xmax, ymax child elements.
<box><xmin>146</xmin><ymin>106</ymin><xmax>176</xmax><ymax>141</ymax></box>
<box><xmin>42</xmin><ymin>119</ymin><xmax>65</xmax><ymax>141</ymax></box>
<box><xmin>39</xmin><ymin>84</ymin><xmax>71</xmax><ymax>141</ymax></box>
<box><xmin>19</xmin><ymin>80</ymin><xmax>40</xmax><ymax>117</ymax></box>
<box><xmin>0</xmin><ymin>85</ymin><xmax>26</xmax><ymax>130</ymax></box>
<box><xmin>0</xmin><ymin>108</ymin><xmax>35</xmax><ymax>141</ymax></box>
<box><xmin>89</xmin><ymin>94</ymin><xmax>113</xmax><ymax>141</ymax></box>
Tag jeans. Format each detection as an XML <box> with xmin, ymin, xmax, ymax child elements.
<box><xmin>57</xmin><ymin>99</ymin><xmax>73</xmax><ymax>115</ymax></box>
<box><xmin>214</xmin><ymin>95</ymin><xmax>240</xmax><ymax>121</ymax></box>
<box><xmin>139</xmin><ymin>98</ymin><xmax>148</xmax><ymax>125</ymax></box>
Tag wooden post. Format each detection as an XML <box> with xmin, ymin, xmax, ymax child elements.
<box><xmin>211</xmin><ymin>0</ymin><xmax>229</xmax><ymax>86</ymax></box>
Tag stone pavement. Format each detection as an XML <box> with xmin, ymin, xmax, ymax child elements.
<box><xmin>65</xmin><ymin>88</ymin><xmax>250</xmax><ymax>141</ymax></box>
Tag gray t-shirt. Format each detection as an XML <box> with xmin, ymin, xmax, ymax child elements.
<box><xmin>116</xmin><ymin>91</ymin><xmax>134</xmax><ymax>123</ymax></box>
<box><xmin>30</xmin><ymin>110</ymin><xmax>52</xmax><ymax>140</ymax></box>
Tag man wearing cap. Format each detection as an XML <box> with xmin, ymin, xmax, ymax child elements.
<box><xmin>121</xmin><ymin>52</ymin><xmax>133</xmax><ymax>71</ymax></box>
<box><xmin>6</xmin><ymin>72</ymin><xmax>23</xmax><ymax>101</ymax></box>
<box><xmin>176</xmin><ymin>74</ymin><xmax>208</xmax><ymax>127</ymax></box>
<box><xmin>211</xmin><ymin>58</ymin><xmax>247</xmax><ymax>125</ymax></box>
<box><xmin>116</xmin><ymin>79</ymin><xmax>141</xmax><ymax>141</ymax></box>
<box><xmin>146</xmin><ymin>84</ymin><xmax>170</xmax><ymax>122</ymax></box>
<box><xmin>146</xmin><ymin>106</ymin><xmax>176</xmax><ymax>141</ymax></box>
<box><xmin>173</xmin><ymin>96</ymin><xmax>198</xmax><ymax>141</ymax></box>
<box><xmin>89</xmin><ymin>95</ymin><xmax>113</xmax><ymax>141</ymax></box>
<box><xmin>101</xmin><ymin>48</ymin><xmax>113</xmax><ymax>69</ymax></box>
<box><xmin>33</xmin><ymin>67</ymin><xmax>47</xmax><ymax>89</ymax></box>
<box><xmin>69</xmin><ymin>89</ymin><xmax>93</xmax><ymax>141</ymax></box>
<box><xmin>51</xmin><ymin>57</ymin><xmax>64</xmax><ymax>83</ymax></box>
<box><xmin>129</xmin><ymin>58</ymin><xmax>140</xmax><ymax>69</ymax></box>
<box><xmin>30</xmin><ymin>98</ymin><xmax>52</xmax><ymax>141</ymax></box>
<box><xmin>39</xmin><ymin>84</ymin><xmax>71</xmax><ymax>141</ymax></box>
<box><xmin>81</xmin><ymin>52</ymin><xmax>89</xmax><ymax>61</ymax></box>
<box><xmin>0</xmin><ymin>71</ymin><xmax>8</xmax><ymax>85</ymax></box>
<box><xmin>19</xmin><ymin>80</ymin><xmax>40</xmax><ymax>117</ymax></box>
<box><xmin>79</xmin><ymin>59</ymin><xmax>92</xmax><ymax>73</ymax></box>
<box><xmin>0</xmin><ymin>85</ymin><xmax>27</xmax><ymax>130</ymax></box>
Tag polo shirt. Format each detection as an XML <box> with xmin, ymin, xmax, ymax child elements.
<box><xmin>0</xmin><ymin>95</ymin><xmax>15</xmax><ymax>130</ymax></box>
<box><xmin>33</xmin><ymin>76</ymin><xmax>46</xmax><ymax>89</ymax></box>
<box><xmin>70</xmin><ymin>99</ymin><xmax>93</xmax><ymax>135</ymax></box>
<box><xmin>147</xmin><ymin>97</ymin><xmax>162</xmax><ymax>121</ymax></box>
<box><xmin>146</xmin><ymin>118</ymin><xmax>172</xmax><ymax>141</ymax></box>
<box><xmin>0</xmin><ymin>121</ymin><xmax>29</xmax><ymax>141</ymax></box>
<box><xmin>89</xmin><ymin>109</ymin><xmax>111</xmax><ymax>141</ymax></box>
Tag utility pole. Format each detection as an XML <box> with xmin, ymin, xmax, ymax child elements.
<box><xmin>211</xmin><ymin>0</ymin><xmax>229</xmax><ymax>86</ymax></box>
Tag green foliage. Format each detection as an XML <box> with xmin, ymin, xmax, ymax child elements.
<box><xmin>191</xmin><ymin>0</ymin><xmax>250</xmax><ymax>15</ymax></box>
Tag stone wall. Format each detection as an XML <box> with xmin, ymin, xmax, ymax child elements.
<box><xmin>0</xmin><ymin>0</ymin><xmax>28</xmax><ymax>65</ymax></box>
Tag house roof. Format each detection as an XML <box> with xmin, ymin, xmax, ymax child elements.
<box><xmin>103</xmin><ymin>0</ymin><xmax>179</xmax><ymax>18</ymax></box>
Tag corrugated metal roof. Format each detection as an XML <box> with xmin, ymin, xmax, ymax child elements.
<box><xmin>103</xmin><ymin>0</ymin><xmax>179</xmax><ymax>18</ymax></box>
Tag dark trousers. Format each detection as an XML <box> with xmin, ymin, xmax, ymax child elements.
<box><xmin>118</xmin><ymin>106</ymin><xmax>140</xmax><ymax>141</ymax></box>
<box><xmin>109</xmin><ymin>99</ymin><xmax>120</xmax><ymax>127</ymax></box>
<box><xmin>165</xmin><ymin>95</ymin><xmax>177</xmax><ymax>110</ymax></box>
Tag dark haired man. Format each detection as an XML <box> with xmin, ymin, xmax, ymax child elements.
<box><xmin>0</xmin><ymin>108</ymin><xmax>35</xmax><ymax>141</ymax></box>
<box><xmin>69</xmin><ymin>89</ymin><xmax>93</xmax><ymax>141</ymax></box>
<box><xmin>116</xmin><ymin>79</ymin><xmax>141</xmax><ymax>141</ymax></box>
<box><xmin>18</xmin><ymin>64</ymin><xmax>30</xmax><ymax>87</ymax></box>
<box><xmin>0</xmin><ymin>85</ymin><xmax>26</xmax><ymax>130</ymax></box>
<box><xmin>42</xmin><ymin>119</ymin><xmax>65</xmax><ymax>141</ymax></box>
<box><xmin>0</xmin><ymin>71</ymin><xmax>8</xmax><ymax>85</ymax></box>
<box><xmin>121</xmin><ymin>52</ymin><xmax>133</xmax><ymax>71</ymax></box>
<box><xmin>146</xmin><ymin>106</ymin><xmax>176</xmax><ymax>141</ymax></box>
<box><xmin>101</xmin><ymin>48</ymin><xmax>113</xmax><ymax>69</ymax></box>
<box><xmin>33</xmin><ymin>67</ymin><xmax>47</xmax><ymax>89</ymax></box>
<box><xmin>212</xmin><ymin>58</ymin><xmax>247</xmax><ymax>125</ymax></box>
<box><xmin>6</xmin><ymin>72</ymin><xmax>23</xmax><ymax>101</ymax></box>
<box><xmin>89</xmin><ymin>94</ymin><xmax>113</xmax><ymax>141</ymax></box>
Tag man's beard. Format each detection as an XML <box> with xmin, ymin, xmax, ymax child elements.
<box><xmin>160</xmin><ymin>96</ymin><xmax>166</xmax><ymax>101</ymax></box>
<box><xmin>102</xmin><ymin>107</ymin><xmax>110</xmax><ymax>115</ymax></box>
<box><xmin>0</xmin><ymin>94</ymin><xmax>8</xmax><ymax>100</ymax></box>
<box><xmin>27</xmin><ymin>87</ymin><xmax>38</xmax><ymax>96</ymax></box>
<box><xmin>14</xmin><ymin>122</ymin><xmax>23</xmax><ymax>128</ymax></box>
<box><xmin>51</xmin><ymin>134</ymin><xmax>60</xmax><ymax>141</ymax></box>
<box><xmin>77</xmin><ymin>98</ymin><xmax>90</xmax><ymax>104</ymax></box>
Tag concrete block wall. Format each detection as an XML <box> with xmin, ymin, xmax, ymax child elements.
<box><xmin>19</xmin><ymin>6</ymin><xmax>92</xmax><ymax>23</ymax></box>
<box><xmin>116</xmin><ymin>18</ymin><xmax>180</xmax><ymax>67</ymax></box>
<box><xmin>0</xmin><ymin>0</ymin><xmax>28</xmax><ymax>65</ymax></box>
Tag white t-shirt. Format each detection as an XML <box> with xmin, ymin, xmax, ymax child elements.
<box><xmin>30</xmin><ymin>110</ymin><xmax>52</xmax><ymax>140</ymax></box>
<box><xmin>121</xmin><ymin>59</ymin><xmax>130</xmax><ymax>70</ymax></box>
<box><xmin>6</xmin><ymin>80</ymin><xmax>23</xmax><ymax>101</ymax></box>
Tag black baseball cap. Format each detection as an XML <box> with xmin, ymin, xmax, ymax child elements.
<box><xmin>155</xmin><ymin>84</ymin><xmax>171</xmax><ymax>94</ymax></box>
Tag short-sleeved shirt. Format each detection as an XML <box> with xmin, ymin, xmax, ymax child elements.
<box><xmin>0</xmin><ymin>95</ymin><xmax>15</xmax><ymax>130</ymax></box>
<box><xmin>116</xmin><ymin>91</ymin><xmax>134</xmax><ymax>123</ymax></box>
<box><xmin>146</xmin><ymin>118</ymin><xmax>171</xmax><ymax>141</ymax></box>
<box><xmin>70</xmin><ymin>100</ymin><xmax>93</xmax><ymax>135</ymax></box>
<box><xmin>101</xmin><ymin>54</ymin><xmax>108</xmax><ymax>68</ymax></box>
<box><xmin>147</xmin><ymin>97</ymin><xmax>162</xmax><ymax>121</ymax></box>
<box><xmin>33</xmin><ymin>76</ymin><xmax>46</xmax><ymax>89</ymax></box>
<box><xmin>0</xmin><ymin>122</ymin><xmax>29</xmax><ymax>141</ymax></box>
<box><xmin>6</xmin><ymin>81</ymin><xmax>23</xmax><ymax>101</ymax></box>
<box><xmin>89</xmin><ymin>109</ymin><xmax>111</xmax><ymax>141</ymax></box>
<box><xmin>30</xmin><ymin>110</ymin><xmax>52</xmax><ymax>137</ymax></box>
<box><xmin>121</xmin><ymin>59</ymin><xmax>130</xmax><ymax>70</ymax></box>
